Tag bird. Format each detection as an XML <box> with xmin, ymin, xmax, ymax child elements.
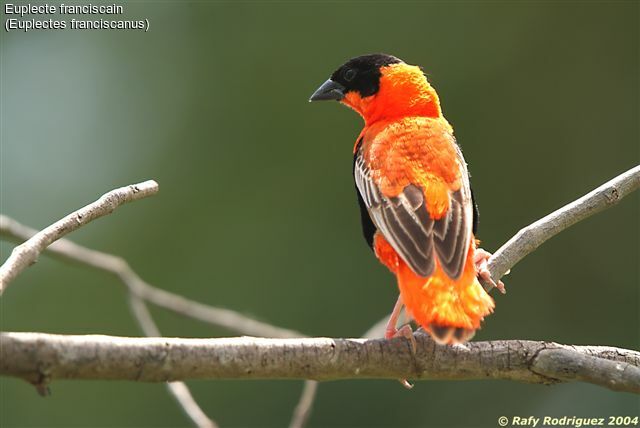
<box><xmin>309</xmin><ymin>54</ymin><xmax>505</xmax><ymax>355</ymax></box>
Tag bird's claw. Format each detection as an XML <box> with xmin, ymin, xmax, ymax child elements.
<box><xmin>474</xmin><ymin>248</ymin><xmax>506</xmax><ymax>294</ymax></box>
<box><xmin>386</xmin><ymin>324</ymin><xmax>416</xmax><ymax>389</ymax></box>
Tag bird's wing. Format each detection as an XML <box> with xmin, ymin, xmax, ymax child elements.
<box><xmin>354</xmin><ymin>134</ymin><xmax>473</xmax><ymax>279</ymax></box>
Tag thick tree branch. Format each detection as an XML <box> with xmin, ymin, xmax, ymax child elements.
<box><xmin>0</xmin><ymin>180</ymin><xmax>159</xmax><ymax>294</ymax></box>
<box><xmin>482</xmin><ymin>165</ymin><xmax>640</xmax><ymax>291</ymax></box>
<box><xmin>2</xmin><ymin>332</ymin><xmax>638</xmax><ymax>394</ymax></box>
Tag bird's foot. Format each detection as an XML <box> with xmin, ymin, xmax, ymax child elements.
<box><xmin>386</xmin><ymin>323</ymin><xmax>417</xmax><ymax>354</ymax></box>
<box><xmin>474</xmin><ymin>248</ymin><xmax>506</xmax><ymax>294</ymax></box>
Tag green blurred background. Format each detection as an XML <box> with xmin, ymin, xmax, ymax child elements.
<box><xmin>1</xmin><ymin>1</ymin><xmax>638</xmax><ymax>427</ymax></box>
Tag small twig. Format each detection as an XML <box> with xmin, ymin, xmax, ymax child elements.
<box><xmin>2</xmin><ymin>332</ymin><xmax>638</xmax><ymax>394</ymax></box>
<box><xmin>0</xmin><ymin>180</ymin><xmax>159</xmax><ymax>294</ymax></box>
<box><xmin>482</xmin><ymin>165</ymin><xmax>640</xmax><ymax>291</ymax></box>
<box><xmin>289</xmin><ymin>381</ymin><xmax>319</xmax><ymax>428</ymax></box>
<box><xmin>129</xmin><ymin>296</ymin><xmax>217</xmax><ymax>428</ymax></box>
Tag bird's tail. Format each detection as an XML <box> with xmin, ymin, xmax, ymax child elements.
<box><xmin>397</xmin><ymin>241</ymin><xmax>494</xmax><ymax>344</ymax></box>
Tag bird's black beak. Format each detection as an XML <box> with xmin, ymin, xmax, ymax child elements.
<box><xmin>309</xmin><ymin>79</ymin><xmax>346</xmax><ymax>102</ymax></box>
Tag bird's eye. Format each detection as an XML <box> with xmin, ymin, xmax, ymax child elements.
<box><xmin>343</xmin><ymin>68</ymin><xmax>357</xmax><ymax>82</ymax></box>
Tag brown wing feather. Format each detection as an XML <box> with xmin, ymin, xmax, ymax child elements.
<box><xmin>354</xmin><ymin>145</ymin><xmax>472</xmax><ymax>279</ymax></box>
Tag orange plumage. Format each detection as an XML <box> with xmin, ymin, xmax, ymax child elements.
<box><xmin>310</xmin><ymin>54</ymin><xmax>498</xmax><ymax>345</ymax></box>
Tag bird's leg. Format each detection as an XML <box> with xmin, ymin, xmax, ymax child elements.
<box><xmin>384</xmin><ymin>294</ymin><xmax>405</xmax><ymax>339</ymax></box>
<box><xmin>385</xmin><ymin>295</ymin><xmax>416</xmax><ymax>389</ymax></box>
<box><xmin>385</xmin><ymin>296</ymin><xmax>417</xmax><ymax>352</ymax></box>
<box><xmin>474</xmin><ymin>248</ymin><xmax>506</xmax><ymax>294</ymax></box>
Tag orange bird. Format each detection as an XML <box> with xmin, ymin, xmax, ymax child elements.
<box><xmin>310</xmin><ymin>54</ymin><xmax>505</xmax><ymax>349</ymax></box>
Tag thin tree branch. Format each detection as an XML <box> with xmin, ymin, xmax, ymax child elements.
<box><xmin>0</xmin><ymin>180</ymin><xmax>159</xmax><ymax>294</ymax></box>
<box><xmin>0</xmin><ymin>215</ymin><xmax>302</xmax><ymax>339</ymax></box>
<box><xmin>289</xmin><ymin>381</ymin><xmax>319</xmax><ymax>428</ymax></box>
<box><xmin>1</xmin><ymin>332</ymin><xmax>638</xmax><ymax>394</ymax></box>
<box><xmin>0</xmin><ymin>214</ymin><xmax>310</xmax><ymax>426</ymax></box>
<box><xmin>482</xmin><ymin>165</ymin><xmax>640</xmax><ymax>291</ymax></box>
